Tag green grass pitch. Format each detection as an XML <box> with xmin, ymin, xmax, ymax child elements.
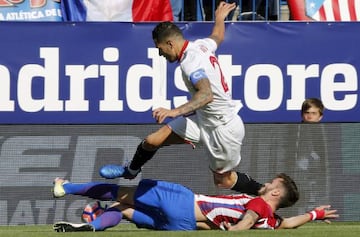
<box><xmin>0</xmin><ymin>222</ymin><xmax>359</xmax><ymax>237</ymax></box>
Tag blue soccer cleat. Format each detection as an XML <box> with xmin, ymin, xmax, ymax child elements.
<box><xmin>99</xmin><ymin>165</ymin><xmax>140</xmax><ymax>179</ymax></box>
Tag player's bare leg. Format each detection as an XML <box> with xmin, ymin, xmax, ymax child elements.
<box><xmin>116</xmin><ymin>186</ymin><xmax>136</xmax><ymax>205</ymax></box>
<box><xmin>212</xmin><ymin>170</ymin><xmax>238</xmax><ymax>189</ymax></box>
<box><xmin>100</xmin><ymin>125</ymin><xmax>185</xmax><ymax>179</ymax></box>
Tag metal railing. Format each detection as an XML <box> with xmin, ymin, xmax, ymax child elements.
<box><xmin>175</xmin><ymin>0</ymin><xmax>289</xmax><ymax>21</ymax></box>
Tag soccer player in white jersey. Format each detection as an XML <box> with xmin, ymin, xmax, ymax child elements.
<box><xmin>52</xmin><ymin>173</ymin><xmax>338</xmax><ymax>232</ymax></box>
<box><xmin>100</xmin><ymin>1</ymin><xmax>246</xmax><ymax>189</ymax></box>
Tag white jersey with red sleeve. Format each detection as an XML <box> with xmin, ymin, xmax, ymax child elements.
<box><xmin>195</xmin><ymin>194</ymin><xmax>282</xmax><ymax>230</ymax></box>
<box><xmin>170</xmin><ymin>37</ymin><xmax>245</xmax><ymax>173</ymax></box>
<box><xmin>179</xmin><ymin>38</ymin><xmax>237</xmax><ymax>127</ymax></box>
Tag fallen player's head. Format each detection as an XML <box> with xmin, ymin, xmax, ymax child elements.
<box><xmin>259</xmin><ymin>173</ymin><xmax>299</xmax><ymax>209</ymax></box>
<box><xmin>276</xmin><ymin>173</ymin><xmax>299</xmax><ymax>208</ymax></box>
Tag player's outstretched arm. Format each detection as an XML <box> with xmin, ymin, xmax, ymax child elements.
<box><xmin>278</xmin><ymin>205</ymin><xmax>339</xmax><ymax>229</ymax></box>
<box><xmin>209</xmin><ymin>1</ymin><xmax>236</xmax><ymax>46</ymax></box>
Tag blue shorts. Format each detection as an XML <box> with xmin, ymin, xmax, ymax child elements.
<box><xmin>132</xmin><ymin>179</ymin><xmax>196</xmax><ymax>230</ymax></box>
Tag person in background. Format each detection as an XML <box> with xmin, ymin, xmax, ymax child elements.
<box><xmin>229</xmin><ymin>98</ymin><xmax>325</xmax><ymax>198</ymax></box>
<box><xmin>301</xmin><ymin>98</ymin><xmax>324</xmax><ymax>123</ymax></box>
<box><xmin>184</xmin><ymin>0</ymin><xmax>198</xmax><ymax>20</ymax></box>
<box><xmin>295</xmin><ymin>97</ymin><xmax>327</xmax><ymax>214</ymax></box>
<box><xmin>170</xmin><ymin>0</ymin><xmax>182</xmax><ymax>21</ymax></box>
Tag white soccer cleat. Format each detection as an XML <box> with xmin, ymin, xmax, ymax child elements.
<box><xmin>53</xmin><ymin>221</ymin><xmax>95</xmax><ymax>232</ymax></box>
<box><xmin>52</xmin><ymin>177</ymin><xmax>69</xmax><ymax>198</ymax></box>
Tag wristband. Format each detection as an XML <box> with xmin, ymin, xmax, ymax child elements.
<box><xmin>308</xmin><ymin>210</ymin><xmax>317</xmax><ymax>220</ymax></box>
<box><xmin>308</xmin><ymin>209</ymin><xmax>325</xmax><ymax>220</ymax></box>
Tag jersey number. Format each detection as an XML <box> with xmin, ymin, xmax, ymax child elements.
<box><xmin>210</xmin><ymin>56</ymin><xmax>229</xmax><ymax>92</ymax></box>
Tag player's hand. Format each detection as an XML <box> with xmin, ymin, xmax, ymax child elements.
<box><xmin>152</xmin><ymin>107</ymin><xmax>178</xmax><ymax>124</ymax></box>
<box><xmin>222</xmin><ymin>222</ymin><xmax>234</xmax><ymax>231</ymax></box>
<box><xmin>215</xmin><ymin>1</ymin><xmax>236</xmax><ymax>20</ymax></box>
<box><xmin>309</xmin><ymin>205</ymin><xmax>339</xmax><ymax>223</ymax></box>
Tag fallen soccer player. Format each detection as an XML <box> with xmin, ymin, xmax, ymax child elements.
<box><xmin>52</xmin><ymin>173</ymin><xmax>338</xmax><ymax>232</ymax></box>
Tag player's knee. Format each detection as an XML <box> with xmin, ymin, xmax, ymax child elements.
<box><xmin>142</xmin><ymin>137</ymin><xmax>161</xmax><ymax>150</ymax></box>
<box><xmin>212</xmin><ymin>171</ymin><xmax>236</xmax><ymax>189</ymax></box>
<box><xmin>144</xmin><ymin>127</ymin><xmax>172</xmax><ymax>149</ymax></box>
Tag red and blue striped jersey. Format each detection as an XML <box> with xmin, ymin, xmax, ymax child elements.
<box><xmin>195</xmin><ymin>194</ymin><xmax>282</xmax><ymax>230</ymax></box>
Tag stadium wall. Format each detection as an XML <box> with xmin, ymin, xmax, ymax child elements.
<box><xmin>0</xmin><ymin>123</ymin><xmax>358</xmax><ymax>225</ymax></box>
<box><xmin>0</xmin><ymin>22</ymin><xmax>359</xmax><ymax>225</ymax></box>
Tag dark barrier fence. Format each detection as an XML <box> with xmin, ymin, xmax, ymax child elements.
<box><xmin>0</xmin><ymin>123</ymin><xmax>358</xmax><ymax>225</ymax></box>
<box><xmin>177</xmin><ymin>0</ymin><xmax>287</xmax><ymax>21</ymax></box>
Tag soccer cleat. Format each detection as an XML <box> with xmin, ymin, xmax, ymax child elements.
<box><xmin>52</xmin><ymin>177</ymin><xmax>69</xmax><ymax>198</ymax></box>
<box><xmin>99</xmin><ymin>165</ymin><xmax>140</xmax><ymax>179</ymax></box>
<box><xmin>53</xmin><ymin>221</ymin><xmax>95</xmax><ymax>232</ymax></box>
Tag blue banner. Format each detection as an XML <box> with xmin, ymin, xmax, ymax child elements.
<box><xmin>0</xmin><ymin>21</ymin><xmax>359</xmax><ymax>123</ymax></box>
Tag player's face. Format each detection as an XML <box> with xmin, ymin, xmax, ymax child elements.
<box><xmin>154</xmin><ymin>40</ymin><xmax>177</xmax><ymax>63</ymax></box>
<box><xmin>258</xmin><ymin>177</ymin><xmax>283</xmax><ymax>195</ymax></box>
<box><xmin>302</xmin><ymin>106</ymin><xmax>323</xmax><ymax>123</ymax></box>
